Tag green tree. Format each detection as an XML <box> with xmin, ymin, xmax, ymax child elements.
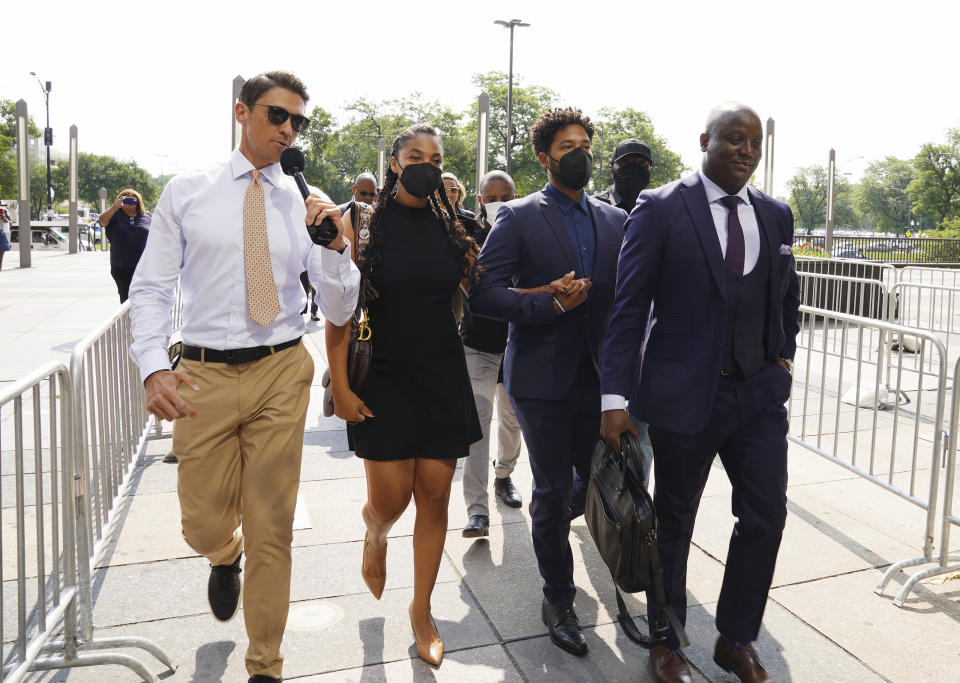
<box><xmin>591</xmin><ymin>107</ymin><xmax>687</xmax><ymax>192</ymax></box>
<box><xmin>297</xmin><ymin>105</ymin><xmax>351</xmax><ymax>203</ymax></box>
<box><xmin>907</xmin><ymin>128</ymin><xmax>960</xmax><ymax>228</ymax></box>
<box><xmin>466</xmin><ymin>72</ymin><xmax>558</xmax><ymax>198</ymax></box>
<box><xmin>325</xmin><ymin>95</ymin><xmax>472</xmax><ymax>203</ymax></box>
<box><xmin>0</xmin><ymin>99</ymin><xmax>41</xmax><ymax>199</ymax></box>
<box><xmin>786</xmin><ymin>164</ymin><xmax>859</xmax><ymax>234</ymax></box>
<box><xmin>30</xmin><ymin>163</ymin><xmax>67</xmax><ymax>218</ymax></box>
<box><xmin>75</xmin><ymin>153</ymin><xmax>159</xmax><ymax>210</ymax></box>
<box><xmin>856</xmin><ymin>157</ymin><xmax>913</xmax><ymax>233</ymax></box>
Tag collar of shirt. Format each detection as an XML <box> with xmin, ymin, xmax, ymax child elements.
<box><xmin>544</xmin><ymin>182</ymin><xmax>590</xmax><ymax>216</ymax></box>
<box><xmin>229</xmin><ymin>147</ymin><xmax>283</xmax><ymax>187</ymax></box>
<box><xmin>697</xmin><ymin>169</ymin><xmax>761</xmax><ymax>274</ymax></box>
<box><xmin>698</xmin><ymin>168</ymin><xmax>752</xmax><ymax>208</ymax></box>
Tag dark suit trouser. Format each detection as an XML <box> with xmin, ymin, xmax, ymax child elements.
<box><xmin>646</xmin><ymin>367</ymin><xmax>789</xmax><ymax>648</ymax></box>
<box><xmin>511</xmin><ymin>359</ymin><xmax>599</xmax><ymax>607</ymax></box>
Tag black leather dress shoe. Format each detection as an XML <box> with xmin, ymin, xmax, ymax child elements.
<box><xmin>494</xmin><ymin>476</ymin><xmax>522</xmax><ymax>508</ymax></box>
<box><xmin>462</xmin><ymin>514</ymin><xmax>489</xmax><ymax>538</ymax></box>
<box><xmin>248</xmin><ymin>675</ymin><xmax>281</xmax><ymax>682</ymax></box>
<box><xmin>208</xmin><ymin>553</ymin><xmax>242</xmax><ymax>621</ymax></box>
<box><xmin>541</xmin><ymin>599</ymin><xmax>588</xmax><ymax>656</ymax></box>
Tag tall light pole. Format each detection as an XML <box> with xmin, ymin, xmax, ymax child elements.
<box><xmin>494</xmin><ymin>18</ymin><xmax>530</xmax><ymax>175</ymax></box>
<box><xmin>29</xmin><ymin>72</ymin><xmax>52</xmax><ymax>213</ymax></box>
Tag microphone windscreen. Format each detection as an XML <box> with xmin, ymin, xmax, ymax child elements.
<box><xmin>280</xmin><ymin>147</ymin><xmax>306</xmax><ymax>176</ymax></box>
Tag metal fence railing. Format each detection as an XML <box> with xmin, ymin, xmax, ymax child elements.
<box><xmin>898</xmin><ymin>265</ymin><xmax>960</xmax><ymax>288</ymax></box>
<box><xmin>875</xmin><ymin>355</ymin><xmax>960</xmax><ymax>606</ymax></box>
<box><xmin>794</xmin><ymin>235</ymin><xmax>960</xmax><ymax>264</ymax></box>
<box><xmin>0</xmin><ymin>308</ymin><xmax>176</xmax><ymax>681</ymax></box>
<box><xmin>0</xmin><ymin>363</ymin><xmax>77</xmax><ymax>682</ymax></box>
<box><xmin>889</xmin><ymin>282</ymin><xmax>960</xmax><ymax>381</ymax></box>
<box><xmin>789</xmin><ymin>306</ymin><xmax>949</xmax><ymax>607</ymax></box>
<box><xmin>66</xmin><ymin>302</ymin><xmax>175</xmax><ymax>680</ymax></box>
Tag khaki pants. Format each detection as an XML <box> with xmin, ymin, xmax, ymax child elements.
<box><xmin>174</xmin><ymin>342</ymin><xmax>313</xmax><ymax>679</ymax></box>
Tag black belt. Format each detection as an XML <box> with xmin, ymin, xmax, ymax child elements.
<box><xmin>182</xmin><ymin>337</ymin><xmax>301</xmax><ymax>365</ymax></box>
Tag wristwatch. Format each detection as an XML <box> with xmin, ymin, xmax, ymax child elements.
<box><xmin>777</xmin><ymin>358</ymin><xmax>793</xmax><ymax>373</ymax></box>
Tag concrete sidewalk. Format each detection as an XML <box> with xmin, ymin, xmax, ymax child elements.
<box><xmin>3</xmin><ymin>253</ymin><xmax>960</xmax><ymax>682</ymax></box>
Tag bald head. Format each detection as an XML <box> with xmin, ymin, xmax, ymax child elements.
<box><xmin>478</xmin><ymin>170</ymin><xmax>516</xmax><ymax>195</ymax></box>
<box><xmin>704</xmin><ymin>102</ymin><xmax>761</xmax><ymax>137</ymax></box>
<box><xmin>352</xmin><ymin>173</ymin><xmax>377</xmax><ymax>204</ymax></box>
<box><xmin>700</xmin><ymin>102</ymin><xmax>764</xmax><ymax>195</ymax></box>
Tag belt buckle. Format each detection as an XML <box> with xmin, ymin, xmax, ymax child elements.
<box><xmin>225</xmin><ymin>349</ymin><xmax>238</xmax><ymax>365</ymax></box>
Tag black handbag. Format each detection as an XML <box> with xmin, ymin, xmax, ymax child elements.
<box><xmin>321</xmin><ymin>307</ymin><xmax>371</xmax><ymax>417</ymax></box>
<box><xmin>585</xmin><ymin>433</ymin><xmax>688</xmax><ymax>649</ymax></box>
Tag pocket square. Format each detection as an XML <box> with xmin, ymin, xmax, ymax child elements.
<box><xmin>779</xmin><ymin>244</ymin><xmax>792</xmax><ymax>255</ymax></box>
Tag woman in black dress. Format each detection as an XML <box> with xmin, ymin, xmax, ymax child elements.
<box><xmin>327</xmin><ymin>123</ymin><xmax>481</xmax><ymax>667</ymax></box>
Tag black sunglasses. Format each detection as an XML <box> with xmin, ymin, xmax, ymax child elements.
<box><xmin>248</xmin><ymin>103</ymin><xmax>310</xmax><ymax>133</ymax></box>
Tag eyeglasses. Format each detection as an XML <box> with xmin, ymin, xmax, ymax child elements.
<box><xmin>247</xmin><ymin>103</ymin><xmax>310</xmax><ymax>133</ymax></box>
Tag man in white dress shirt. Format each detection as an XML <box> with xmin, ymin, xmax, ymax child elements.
<box><xmin>129</xmin><ymin>71</ymin><xmax>360</xmax><ymax>683</ymax></box>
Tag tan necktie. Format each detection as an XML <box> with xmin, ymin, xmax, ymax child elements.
<box><xmin>244</xmin><ymin>169</ymin><xmax>280</xmax><ymax>327</ymax></box>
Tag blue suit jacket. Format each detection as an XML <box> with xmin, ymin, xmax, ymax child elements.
<box><xmin>600</xmin><ymin>173</ymin><xmax>801</xmax><ymax>434</ymax></box>
<box><xmin>469</xmin><ymin>188</ymin><xmax>627</xmax><ymax>400</ymax></box>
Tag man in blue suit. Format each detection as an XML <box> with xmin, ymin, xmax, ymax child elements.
<box><xmin>470</xmin><ymin>107</ymin><xmax>627</xmax><ymax>657</ymax></box>
<box><xmin>600</xmin><ymin>103</ymin><xmax>799</xmax><ymax>683</ymax></box>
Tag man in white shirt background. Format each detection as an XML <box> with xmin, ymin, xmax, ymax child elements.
<box><xmin>129</xmin><ymin>70</ymin><xmax>360</xmax><ymax>683</ymax></box>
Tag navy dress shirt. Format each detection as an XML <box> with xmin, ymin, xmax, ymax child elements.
<box><xmin>543</xmin><ymin>182</ymin><xmax>596</xmax><ymax>278</ymax></box>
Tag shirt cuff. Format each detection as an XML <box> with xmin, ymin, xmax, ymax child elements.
<box><xmin>320</xmin><ymin>238</ymin><xmax>352</xmax><ymax>273</ymax></box>
<box><xmin>137</xmin><ymin>347</ymin><xmax>173</xmax><ymax>384</ymax></box>
<box><xmin>601</xmin><ymin>394</ymin><xmax>627</xmax><ymax>412</ymax></box>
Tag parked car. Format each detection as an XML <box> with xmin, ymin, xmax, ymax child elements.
<box><xmin>833</xmin><ymin>248</ymin><xmax>866</xmax><ymax>259</ymax></box>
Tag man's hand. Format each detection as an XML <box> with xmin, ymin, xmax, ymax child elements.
<box><xmin>555</xmin><ymin>276</ymin><xmax>591</xmax><ymax>314</ymax></box>
<box><xmin>333</xmin><ymin>388</ymin><xmax>375</xmax><ymax>424</ymax></box>
<box><xmin>600</xmin><ymin>409</ymin><xmax>639</xmax><ymax>452</ymax></box>
<box><xmin>145</xmin><ymin>370</ymin><xmax>200</xmax><ymax>421</ymax></box>
<box><xmin>305</xmin><ymin>193</ymin><xmax>347</xmax><ymax>251</ymax></box>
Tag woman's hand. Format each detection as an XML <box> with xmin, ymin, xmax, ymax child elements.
<box><xmin>333</xmin><ymin>388</ymin><xmax>375</xmax><ymax>424</ymax></box>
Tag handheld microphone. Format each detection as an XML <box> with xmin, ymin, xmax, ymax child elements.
<box><xmin>280</xmin><ymin>147</ymin><xmax>339</xmax><ymax>247</ymax></box>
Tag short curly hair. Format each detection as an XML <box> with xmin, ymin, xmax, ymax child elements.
<box><xmin>530</xmin><ymin>107</ymin><xmax>595</xmax><ymax>156</ymax></box>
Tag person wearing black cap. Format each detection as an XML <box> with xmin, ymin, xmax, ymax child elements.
<box><xmin>594</xmin><ymin>138</ymin><xmax>653</xmax><ymax>212</ymax></box>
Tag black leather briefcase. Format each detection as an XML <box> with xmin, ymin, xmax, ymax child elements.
<box><xmin>585</xmin><ymin>434</ymin><xmax>688</xmax><ymax>649</ymax></box>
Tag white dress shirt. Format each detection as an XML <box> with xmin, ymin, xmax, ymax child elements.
<box><xmin>129</xmin><ymin>148</ymin><xmax>360</xmax><ymax>382</ymax></box>
<box><xmin>600</xmin><ymin>171</ymin><xmax>761</xmax><ymax>413</ymax></box>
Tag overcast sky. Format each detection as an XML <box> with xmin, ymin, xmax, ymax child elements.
<box><xmin>4</xmin><ymin>0</ymin><xmax>958</xmax><ymax>199</ymax></box>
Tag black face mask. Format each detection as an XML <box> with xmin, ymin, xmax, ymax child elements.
<box><xmin>548</xmin><ymin>147</ymin><xmax>593</xmax><ymax>189</ymax></box>
<box><xmin>613</xmin><ymin>164</ymin><xmax>651</xmax><ymax>197</ymax></box>
<box><xmin>398</xmin><ymin>161</ymin><xmax>442</xmax><ymax>198</ymax></box>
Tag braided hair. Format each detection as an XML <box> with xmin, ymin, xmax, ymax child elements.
<box><xmin>360</xmin><ymin>123</ymin><xmax>477</xmax><ymax>301</ymax></box>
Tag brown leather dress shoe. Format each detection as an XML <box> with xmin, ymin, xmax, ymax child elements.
<box><xmin>713</xmin><ymin>637</ymin><xmax>773</xmax><ymax>682</ymax></box>
<box><xmin>650</xmin><ymin>645</ymin><xmax>692</xmax><ymax>683</ymax></box>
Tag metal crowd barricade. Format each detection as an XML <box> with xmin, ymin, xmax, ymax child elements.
<box><xmin>796</xmin><ymin>255</ymin><xmax>898</xmax><ymax>289</ymax></box>
<box><xmin>876</xmin><ymin>354</ymin><xmax>960</xmax><ymax>605</ymax></box>
<box><xmin>898</xmin><ymin>265</ymin><xmax>960</xmax><ymax>288</ymax></box>
<box><xmin>789</xmin><ymin>305</ymin><xmax>949</xmax><ymax>607</ymax></box>
<box><xmin>0</xmin><ymin>363</ymin><xmax>77</xmax><ymax>682</ymax></box>
<box><xmin>889</xmin><ymin>282</ymin><xmax>960</xmax><ymax>381</ymax></box>
<box><xmin>66</xmin><ymin>302</ymin><xmax>175</xmax><ymax>681</ymax></box>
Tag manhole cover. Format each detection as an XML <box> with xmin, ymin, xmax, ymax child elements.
<box><xmin>285</xmin><ymin>603</ymin><xmax>344</xmax><ymax>631</ymax></box>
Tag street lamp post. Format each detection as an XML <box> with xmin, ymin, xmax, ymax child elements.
<box><xmin>494</xmin><ymin>18</ymin><xmax>530</xmax><ymax>175</ymax></box>
<box><xmin>825</xmin><ymin>148</ymin><xmax>836</xmax><ymax>254</ymax></box>
<box><xmin>29</xmin><ymin>72</ymin><xmax>52</xmax><ymax>213</ymax></box>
